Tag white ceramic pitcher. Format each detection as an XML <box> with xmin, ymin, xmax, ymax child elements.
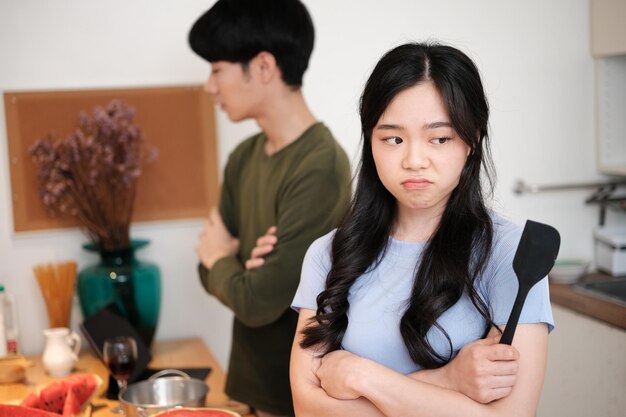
<box><xmin>42</xmin><ymin>327</ymin><xmax>81</xmax><ymax>377</ymax></box>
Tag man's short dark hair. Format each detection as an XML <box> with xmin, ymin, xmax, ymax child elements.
<box><xmin>188</xmin><ymin>0</ymin><xmax>315</xmax><ymax>88</ymax></box>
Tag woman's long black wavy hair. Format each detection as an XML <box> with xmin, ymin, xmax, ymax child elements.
<box><xmin>300</xmin><ymin>42</ymin><xmax>498</xmax><ymax>368</ymax></box>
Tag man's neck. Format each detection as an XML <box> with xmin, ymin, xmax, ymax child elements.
<box><xmin>256</xmin><ymin>89</ymin><xmax>317</xmax><ymax>156</ymax></box>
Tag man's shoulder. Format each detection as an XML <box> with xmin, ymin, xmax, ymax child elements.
<box><xmin>225</xmin><ymin>131</ymin><xmax>264</xmax><ymax>168</ymax></box>
<box><xmin>304</xmin><ymin>122</ymin><xmax>340</xmax><ymax>147</ymax></box>
<box><xmin>231</xmin><ymin>131</ymin><xmax>264</xmax><ymax>155</ymax></box>
<box><xmin>297</xmin><ymin>123</ymin><xmax>350</xmax><ymax>171</ymax></box>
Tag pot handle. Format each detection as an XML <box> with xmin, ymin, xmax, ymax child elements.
<box><xmin>149</xmin><ymin>368</ymin><xmax>191</xmax><ymax>381</ymax></box>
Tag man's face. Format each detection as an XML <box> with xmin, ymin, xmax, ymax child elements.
<box><xmin>204</xmin><ymin>61</ymin><xmax>259</xmax><ymax>121</ymax></box>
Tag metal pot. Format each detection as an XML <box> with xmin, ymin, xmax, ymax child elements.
<box><xmin>119</xmin><ymin>369</ymin><xmax>209</xmax><ymax>417</ymax></box>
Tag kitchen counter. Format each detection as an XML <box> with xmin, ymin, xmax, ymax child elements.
<box><xmin>549</xmin><ymin>273</ymin><xmax>626</xmax><ymax>330</ymax></box>
<box><xmin>0</xmin><ymin>337</ymin><xmax>253</xmax><ymax>417</ymax></box>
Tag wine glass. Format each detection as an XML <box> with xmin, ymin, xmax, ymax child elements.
<box><xmin>103</xmin><ymin>336</ymin><xmax>137</xmax><ymax>414</ymax></box>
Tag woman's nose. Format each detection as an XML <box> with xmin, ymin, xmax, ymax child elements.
<box><xmin>402</xmin><ymin>141</ymin><xmax>429</xmax><ymax>171</ymax></box>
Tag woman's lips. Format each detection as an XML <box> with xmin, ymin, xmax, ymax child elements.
<box><xmin>401</xmin><ymin>178</ymin><xmax>433</xmax><ymax>190</ymax></box>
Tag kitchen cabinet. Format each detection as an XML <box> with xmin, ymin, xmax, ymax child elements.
<box><xmin>537</xmin><ymin>305</ymin><xmax>626</xmax><ymax>417</ymax></box>
<box><xmin>591</xmin><ymin>0</ymin><xmax>626</xmax><ymax>57</ymax></box>
<box><xmin>596</xmin><ymin>56</ymin><xmax>626</xmax><ymax>175</ymax></box>
<box><xmin>591</xmin><ymin>0</ymin><xmax>626</xmax><ymax>176</ymax></box>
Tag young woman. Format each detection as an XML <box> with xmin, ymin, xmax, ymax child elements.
<box><xmin>289</xmin><ymin>42</ymin><xmax>554</xmax><ymax>416</ymax></box>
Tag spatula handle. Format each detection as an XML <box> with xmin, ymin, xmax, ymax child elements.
<box><xmin>500</xmin><ymin>290</ymin><xmax>527</xmax><ymax>345</ymax></box>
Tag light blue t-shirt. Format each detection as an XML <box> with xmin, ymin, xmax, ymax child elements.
<box><xmin>291</xmin><ymin>214</ymin><xmax>555</xmax><ymax>374</ymax></box>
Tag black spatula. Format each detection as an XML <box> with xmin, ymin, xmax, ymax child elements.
<box><xmin>500</xmin><ymin>220</ymin><xmax>560</xmax><ymax>345</ymax></box>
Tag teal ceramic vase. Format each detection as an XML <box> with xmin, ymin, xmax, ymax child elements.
<box><xmin>77</xmin><ymin>239</ymin><xmax>161</xmax><ymax>347</ymax></box>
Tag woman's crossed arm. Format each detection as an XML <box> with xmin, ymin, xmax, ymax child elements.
<box><xmin>291</xmin><ymin>309</ymin><xmax>548</xmax><ymax>417</ymax></box>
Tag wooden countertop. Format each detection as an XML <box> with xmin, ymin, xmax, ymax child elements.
<box><xmin>549</xmin><ymin>273</ymin><xmax>626</xmax><ymax>330</ymax></box>
<box><xmin>0</xmin><ymin>337</ymin><xmax>253</xmax><ymax>417</ymax></box>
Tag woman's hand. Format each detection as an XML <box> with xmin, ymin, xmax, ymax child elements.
<box><xmin>439</xmin><ymin>336</ymin><xmax>519</xmax><ymax>403</ymax></box>
<box><xmin>291</xmin><ymin>310</ymin><xmax>388</xmax><ymax>417</ymax></box>
<box><xmin>316</xmin><ymin>350</ymin><xmax>370</xmax><ymax>400</ymax></box>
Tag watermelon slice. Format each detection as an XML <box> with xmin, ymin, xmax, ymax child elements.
<box><xmin>16</xmin><ymin>373</ymin><xmax>100</xmax><ymax>416</ymax></box>
<box><xmin>61</xmin><ymin>388</ymin><xmax>81</xmax><ymax>417</ymax></box>
<box><xmin>39</xmin><ymin>381</ymin><xmax>67</xmax><ymax>414</ymax></box>
<box><xmin>20</xmin><ymin>392</ymin><xmax>41</xmax><ymax>409</ymax></box>
<box><xmin>0</xmin><ymin>404</ymin><xmax>62</xmax><ymax>417</ymax></box>
<box><xmin>64</xmin><ymin>373</ymin><xmax>98</xmax><ymax>405</ymax></box>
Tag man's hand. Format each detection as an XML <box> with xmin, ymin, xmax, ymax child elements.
<box><xmin>245</xmin><ymin>226</ymin><xmax>277</xmax><ymax>270</ymax></box>
<box><xmin>196</xmin><ymin>207</ymin><xmax>240</xmax><ymax>269</ymax></box>
<box><xmin>438</xmin><ymin>336</ymin><xmax>519</xmax><ymax>403</ymax></box>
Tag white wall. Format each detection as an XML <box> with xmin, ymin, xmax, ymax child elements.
<box><xmin>0</xmin><ymin>0</ymin><xmax>622</xmax><ymax>402</ymax></box>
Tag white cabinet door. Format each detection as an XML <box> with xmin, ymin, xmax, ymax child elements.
<box><xmin>596</xmin><ymin>56</ymin><xmax>626</xmax><ymax>175</ymax></box>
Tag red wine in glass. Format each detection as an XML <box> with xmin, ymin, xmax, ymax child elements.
<box><xmin>106</xmin><ymin>354</ymin><xmax>136</xmax><ymax>380</ymax></box>
<box><xmin>103</xmin><ymin>336</ymin><xmax>138</xmax><ymax>414</ymax></box>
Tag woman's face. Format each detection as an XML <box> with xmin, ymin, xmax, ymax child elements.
<box><xmin>371</xmin><ymin>82</ymin><xmax>470</xmax><ymax>217</ymax></box>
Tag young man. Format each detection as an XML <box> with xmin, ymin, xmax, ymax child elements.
<box><xmin>188</xmin><ymin>1</ymin><xmax>351</xmax><ymax>416</ymax></box>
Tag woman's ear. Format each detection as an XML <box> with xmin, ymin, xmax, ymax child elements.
<box><xmin>252</xmin><ymin>51</ymin><xmax>280</xmax><ymax>83</ymax></box>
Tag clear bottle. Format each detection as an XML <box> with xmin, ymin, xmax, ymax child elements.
<box><xmin>0</xmin><ymin>285</ymin><xmax>18</xmax><ymax>355</ymax></box>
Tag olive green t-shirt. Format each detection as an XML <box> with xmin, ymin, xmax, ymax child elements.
<box><xmin>199</xmin><ymin>122</ymin><xmax>351</xmax><ymax>415</ymax></box>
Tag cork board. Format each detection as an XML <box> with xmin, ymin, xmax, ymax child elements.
<box><xmin>4</xmin><ymin>85</ymin><xmax>219</xmax><ymax>232</ymax></box>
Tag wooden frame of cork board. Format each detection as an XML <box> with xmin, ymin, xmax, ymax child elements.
<box><xmin>4</xmin><ymin>85</ymin><xmax>219</xmax><ymax>232</ymax></box>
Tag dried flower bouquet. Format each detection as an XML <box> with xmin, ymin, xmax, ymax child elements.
<box><xmin>30</xmin><ymin>100</ymin><xmax>157</xmax><ymax>251</ymax></box>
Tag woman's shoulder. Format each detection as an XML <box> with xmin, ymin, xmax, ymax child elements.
<box><xmin>485</xmin><ymin>212</ymin><xmax>527</xmax><ymax>271</ymax></box>
<box><xmin>305</xmin><ymin>229</ymin><xmax>336</xmax><ymax>260</ymax></box>
<box><xmin>300</xmin><ymin>229</ymin><xmax>338</xmax><ymax>279</ymax></box>
<box><xmin>294</xmin><ymin>230</ymin><xmax>337</xmax><ymax>309</ymax></box>
<box><xmin>490</xmin><ymin>212</ymin><xmax>524</xmax><ymax>248</ymax></box>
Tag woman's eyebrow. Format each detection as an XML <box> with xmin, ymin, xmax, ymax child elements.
<box><xmin>375</xmin><ymin>121</ymin><xmax>452</xmax><ymax>131</ymax></box>
<box><xmin>423</xmin><ymin>121</ymin><xmax>452</xmax><ymax>129</ymax></box>
<box><xmin>375</xmin><ymin>123</ymin><xmax>405</xmax><ymax>131</ymax></box>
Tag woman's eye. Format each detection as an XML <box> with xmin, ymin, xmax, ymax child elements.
<box><xmin>383</xmin><ymin>136</ymin><xmax>403</xmax><ymax>145</ymax></box>
<box><xmin>430</xmin><ymin>137</ymin><xmax>451</xmax><ymax>145</ymax></box>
